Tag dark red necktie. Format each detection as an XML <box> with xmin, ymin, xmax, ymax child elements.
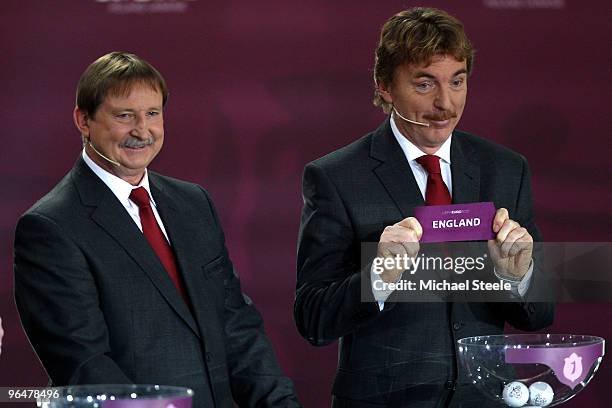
<box><xmin>416</xmin><ymin>155</ymin><xmax>453</xmax><ymax>276</ymax></box>
<box><xmin>416</xmin><ymin>155</ymin><xmax>452</xmax><ymax>205</ymax></box>
<box><xmin>129</xmin><ymin>187</ymin><xmax>187</xmax><ymax>301</ymax></box>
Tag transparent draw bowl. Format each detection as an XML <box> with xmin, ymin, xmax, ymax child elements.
<box><xmin>457</xmin><ymin>334</ymin><xmax>605</xmax><ymax>407</ymax></box>
<box><xmin>38</xmin><ymin>384</ymin><xmax>193</xmax><ymax>408</ymax></box>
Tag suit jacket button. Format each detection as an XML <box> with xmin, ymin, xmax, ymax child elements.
<box><xmin>206</xmin><ymin>352</ymin><xmax>212</xmax><ymax>362</ymax></box>
<box><xmin>453</xmin><ymin>322</ymin><xmax>461</xmax><ymax>330</ymax></box>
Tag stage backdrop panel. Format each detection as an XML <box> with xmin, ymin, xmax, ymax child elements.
<box><xmin>1</xmin><ymin>1</ymin><xmax>610</xmax><ymax>407</ymax></box>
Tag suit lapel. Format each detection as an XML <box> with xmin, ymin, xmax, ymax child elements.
<box><xmin>450</xmin><ymin>132</ymin><xmax>481</xmax><ymax>204</ymax></box>
<box><xmin>369</xmin><ymin>122</ymin><xmax>482</xmax><ymax>214</ymax></box>
<box><xmin>370</xmin><ymin>119</ymin><xmax>425</xmax><ymax>218</ymax></box>
<box><xmin>149</xmin><ymin>177</ymin><xmax>221</xmax><ymax>340</ymax></box>
<box><xmin>72</xmin><ymin>158</ymin><xmax>199</xmax><ymax>336</ymax></box>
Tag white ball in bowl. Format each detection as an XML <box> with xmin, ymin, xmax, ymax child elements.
<box><xmin>502</xmin><ymin>381</ymin><xmax>529</xmax><ymax>407</ymax></box>
<box><xmin>528</xmin><ymin>381</ymin><xmax>554</xmax><ymax>406</ymax></box>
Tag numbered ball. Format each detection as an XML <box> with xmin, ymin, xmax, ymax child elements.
<box><xmin>528</xmin><ymin>382</ymin><xmax>554</xmax><ymax>406</ymax></box>
<box><xmin>502</xmin><ymin>381</ymin><xmax>529</xmax><ymax>407</ymax></box>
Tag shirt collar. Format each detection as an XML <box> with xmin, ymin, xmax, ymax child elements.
<box><xmin>389</xmin><ymin>113</ymin><xmax>452</xmax><ymax>164</ymax></box>
<box><xmin>82</xmin><ymin>148</ymin><xmax>156</xmax><ymax>206</ymax></box>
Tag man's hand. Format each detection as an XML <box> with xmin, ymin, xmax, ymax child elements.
<box><xmin>488</xmin><ymin>208</ymin><xmax>533</xmax><ymax>280</ymax></box>
<box><xmin>376</xmin><ymin>217</ymin><xmax>422</xmax><ymax>283</ymax></box>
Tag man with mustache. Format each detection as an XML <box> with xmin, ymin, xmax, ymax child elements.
<box><xmin>14</xmin><ymin>52</ymin><xmax>300</xmax><ymax>408</ymax></box>
<box><xmin>294</xmin><ymin>7</ymin><xmax>553</xmax><ymax>407</ymax></box>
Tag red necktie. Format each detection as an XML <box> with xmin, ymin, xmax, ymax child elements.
<box><xmin>416</xmin><ymin>155</ymin><xmax>452</xmax><ymax>205</ymax></box>
<box><xmin>129</xmin><ymin>187</ymin><xmax>187</xmax><ymax>301</ymax></box>
<box><xmin>416</xmin><ymin>155</ymin><xmax>453</xmax><ymax>275</ymax></box>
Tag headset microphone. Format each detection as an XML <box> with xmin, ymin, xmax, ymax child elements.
<box><xmin>86</xmin><ymin>136</ymin><xmax>121</xmax><ymax>167</ymax></box>
<box><xmin>392</xmin><ymin>107</ymin><xmax>430</xmax><ymax>127</ymax></box>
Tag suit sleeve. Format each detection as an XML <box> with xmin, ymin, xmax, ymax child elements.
<box><xmin>496</xmin><ymin>156</ymin><xmax>554</xmax><ymax>331</ymax></box>
<box><xmin>200</xmin><ymin>189</ymin><xmax>301</xmax><ymax>407</ymax></box>
<box><xmin>14</xmin><ymin>212</ymin><xmax>133</xmax><ymax>385</ymax></box>
<box><xmin>294</xmin><ymin>163</ymin><xmax>381</xmax><ymax>347</ymax></box>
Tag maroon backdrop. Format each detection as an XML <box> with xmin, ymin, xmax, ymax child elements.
<box><xmin>1</xmin><ymin>1</ymin><xmax>610</xmax><ymax>407</ymax></box>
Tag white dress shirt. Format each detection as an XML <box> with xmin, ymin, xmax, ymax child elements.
<box><xmin>390</xmin><ymin>114</ymin><xmax>454</xmax><ymax>199</ymax></box>
<box><xmin>371</xmin><ymin>115</ymin><xmax>532</xmax><ymax>310</ymax></box>
<box><xmin>82</xmin><ymin>149</ymin><xmax>170</xmax><ymax>242</ymax></box>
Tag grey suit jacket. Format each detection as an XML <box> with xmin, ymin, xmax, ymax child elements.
<box><xmin>14</xmin><ymin>156</ymin><xmax>300</xmax><ymax>408</ymax></box>
<box><xmin>294</xmin><ymin>119</ymin><xmax>554</xmax><ymax>407</ymax></box>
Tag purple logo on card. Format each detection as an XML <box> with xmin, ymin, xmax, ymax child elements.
<box><xmin>415</xmin><ymin>202</ymin><xmax>496</xmax><ymax>243</ymax></box>
<box><xmin>505</xmin><ymin>342</ymin><xmax>605</xmax><ymax>389</ymax></box>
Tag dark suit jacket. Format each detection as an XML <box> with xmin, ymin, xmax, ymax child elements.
<box><xmin>14</xmin><ymin>156</ymin><xmax>300</xmax><ymax>408</ymax></box>
<box><xmin>294</xmin><ymin>120</ymin><xmax>554</xmax><ymax>407</ymax></box>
